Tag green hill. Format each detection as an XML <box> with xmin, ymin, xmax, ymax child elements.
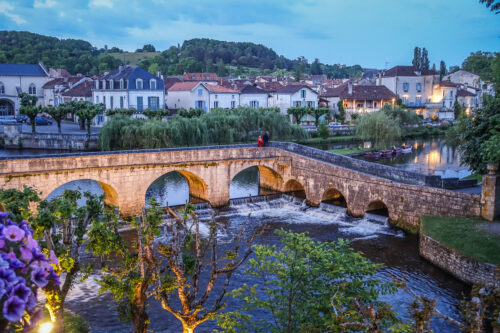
<box><xmin>108</xmin><ymin>52</ymin><xmax>160</xmax><ymax>66</ymax></box>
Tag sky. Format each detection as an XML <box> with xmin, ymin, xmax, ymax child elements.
<box><xmin>0</xmin><ymin>0</ymin><xmax>499</xmax><ymax>69</ymax></box>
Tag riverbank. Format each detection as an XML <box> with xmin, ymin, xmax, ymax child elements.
<box><xmin>420</xmin><ymin>216</ymin><xmax>500</xmax><ymax>286</ymax></box>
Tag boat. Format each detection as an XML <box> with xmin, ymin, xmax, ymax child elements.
<box><xmin>364</xmin><ymin>151</ymin><xmax>382</xmax><ymax>160</ymax></box>
<box><xmin>380</xmin><ymin>150</ymin><xmax>393</xmax><ymax>158</ymax></box>
<box><xmin>401</xmin><ymin>145</ymin><xmax>412</xmax><ymax>154</ymax></box>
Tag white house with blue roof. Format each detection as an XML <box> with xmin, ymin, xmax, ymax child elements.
<box><xmin>0</xmin><ymin>63</ymin><xmax>50</xmax><ymax>116</ymax></box>
<box><xmin>92</xmin><ymin>65</ymin><xmax>165</xmax><ymax>123</ymax></box>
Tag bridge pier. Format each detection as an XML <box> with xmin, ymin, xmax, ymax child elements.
<box><xmin>482</xmin><ymin>165</ymin><xmax>500</xmax><ymax>221</ymax></box>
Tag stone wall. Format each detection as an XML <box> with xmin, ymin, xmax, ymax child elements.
<box><xmin>420</xmin><ymin>234</ymin><xmax>500</xmax><ymax>287</ymax></box>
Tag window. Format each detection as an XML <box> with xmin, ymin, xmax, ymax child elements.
<box><xmin>95</xmin><ymin>80</ymin><xmax>99</xmax><ymax>89</ymax></box>
<box><xmin>120</xmin><ymin>96</ymin><xmax>124</xmax><ymax>108</ymax></box>
<box><xmin>403</xmin><ymin>82</ymin><xmax>409</xmax><ymax>92</ymax></box>
<box><xmin>95</xmin><ymin>96</ymin><xmax>99</xmax><ymax>104</ymax></box>
<box><xmin>198</xmin><ymin>89</ymin><xmax>203</xmax><ymax>96</ymax></box>
<box><xmin>103</xmin><ymin>96</ymin><xmax>106</xmax><ymax>107</ymax></box>
<box><xmin>136</xmin><ymin>79</ymin><xmax>143</xmax><ymax>90</ymax></box>
<box><xmin>0</xmin><ymin>82</ymin><xmax>4</xmax><ymax>94</ymax></box>
<box><xmin>416</xmin><ymin>96</ymin><xmax>422</xmax><ymax>105</ymax></box>
<box><xmin>215</xmin><ymin>95</ymin><xmax>218</xmax><ymax>99</ymax></box>
<box><xmin>300</xmin><ymin>89</ymin><xmax>306</xmax><ymax>98</ymax></box>
<box><xmin>250</xmin><ymin>101</ymin><xmax>259</xmax><ymax>108</ymax></box>
<box><xmin>307</xmin><ymin>101</ymin><xmax>315</xmax><ymax>107</ymax></box>
<box><xmin>110</xmin><ymin>96</ymin><xmax>114</xmax><ymax>109</ymax></box>
<box><xmin>148</xmin><ymin>96</ymin><xmax>159</xmax><ymax>110</ymax></box>
<box><xmin>137</xmin><ymin>96</ymin><xmax>143</xmax><ymax>111</ymax></box>
<box><xmin>231</xmin><ymin>101</ymin><xmax>236</xmax><ymax>108</ymax></box>
<box><xmin>416</xmin><ymin>83</ymin><xmax>422</xmax><ymax>92</ymax></box>
<box><xmin>120</xmin><ymin>79</ymin><xmax>124</xmax><ymax>90</ymax></box>
<box><xmin>109</xmin><ymin>80</ymin><xmax>114</xmax><ymax>90</ymax></box>
<box><xmin>232</xmin><ymin>95</ymin><xmax>234</xmax><ymax>99</ymax></box>
<box><xmin>150</xmin><ymin>79</ymin><xmax>156</xmax><ymax>90</ymax></box>
<box><xmin>294</xmin><ymin>101</ymin><xmax>301</xmax><ymax>107</ymax></box>
<box><xmin>213</xmin><ymin>101</ymin><xmax>219</xmax><ymax>108</ymax></box>
<box><xmin>102</xmin><ymin>80</ymin><xmax>106</xmax><ymax>89</ymax></box>
<box><xmin>196</xmin><ymin>100</ymin><xmax>204</xmax><ymax>109</ymax></box>
<box><xmin>450</xmin><ymin>91</ymin><xmax>453</xmax><ymax>99</ymax></box>
<box><xmin>28</xmin><ymin>83</ymin><xmax>36</xmax><ymax>95</ymax></box>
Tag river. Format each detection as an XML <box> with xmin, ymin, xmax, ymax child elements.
<box><xmin>1</xmin><ymin>141</ymin><xmax>470</xmax><ymax>331</ymax></box>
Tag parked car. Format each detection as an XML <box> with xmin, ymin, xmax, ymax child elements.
<box><xmin>16</xmin><ymin>115</ymin><xmax>29</xmax><ymax>123</ymax></box>
<box><xmin>31</xmin><ymin>116</ymin><xmax>53</xmax><ymax>126</ymax></box>
<box><xmin>0</xmin><ymin>116</ymin><xmax>18</xmax><ymax>125</ymax></box>
<box><xmin>328</xmin><ymin>122</ymin><xmax>341</xmax><ymax>127</ymax></box>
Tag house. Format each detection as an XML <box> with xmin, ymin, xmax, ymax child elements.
<box><xmin>0</xmin><ymin>63</ymin><xmax>50</xmax><ymax>116</ymax></box>
<box><xmin>272</xmin><ymin>84</ymin><xmax>319</xmax><ymax>116</ymax></box>
<box><xmin>167</xmin><ymin>82</ymin><xmax>239</xmax><ymax>112</ymax></box>
<box><xmin>182</xmin><ymin>73</ymin><xmax>218</xmax><ymax>83</ymax></box>
<box><xmin>457</xmin><ymin>88</ymin><xmax>479</xmax><ymax>114</ymax></box>
<box><xmin>239</xmin><ymin>85</ymin><xmax>269</xmax><ymax>108</ymax></box>
<box><xmin>42</xmin><ymin>76</ymin><xmax>91</xmax><ymax>107</ymax></box>
<box><xmin>376</xmin><ymin>65</ymin><xmax>437</xmax><ymax>114</ymax></box>
<box><xmin>92</xmin><ymin>65</ymin><xmax>165</xmax><ymax>113</ymax></box>
<box><xmin>321</xmin><ymin>82</ymin><xmax>397</xmax><ymax>120</ymax></box>
<box><xmin>61</xmin><ymin>80</ymin><xmax>93</xmax><ymax>103</ymax></box>
<box><xmin>443</xmin><ymin>70</ymin><xmax>481</xmax><ymax>90</ymax></box>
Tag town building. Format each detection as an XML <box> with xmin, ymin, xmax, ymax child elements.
<box><xmin>443</xmin><ymin>70</ymin><xmax>481</xmax><ymax>90</ymax></box>
<box><xmin>182</xmin><ymin>72</ymin><xmax>218</xmax><ymax>83</ymax></box>
<box><xmin>92</xmin><ymin>65</ymin><xmax>165</xmax><ymax>112</ymax></box>
<box><xmin>42</xmin><ymin>76</ymin><xmax>92</xmax><ymax>107</ymax></box>
<box><xmin>272</xmin><ymin>84</ymin><xmax>319</xmax><ymax>115</ymax></box>
<box><xmin>239</xmin><ymin>85</ymin><xmax>269</xmax><ymax>108</ymax></box>
<box><xmin>167</xmin><ymin>81</ymin><xmax>239</xmax><ymax>111</ymax></box>
<box><xmin>0</xmin><ymin>63</ymin><xmax>50</xmax><ymax>116</ymax></box>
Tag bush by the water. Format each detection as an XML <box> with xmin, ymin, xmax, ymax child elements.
<box><xmin>99</xmin><ymin>107</ymin><xmax>308</xmax><ymax>150</ymax></box>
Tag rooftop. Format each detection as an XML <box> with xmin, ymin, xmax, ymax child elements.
<box><xmin>0</xmin><ymin>63</ymin><xmax>48</xmax><ymax>77</ymax></box>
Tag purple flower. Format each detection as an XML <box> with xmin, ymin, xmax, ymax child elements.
<box><xmin>31</xmin><ymin>249</ymin><xmax>47</xmax><ymax>262</ymax></box>
<box><xmin>25</xmin><ymin>294</ymin><xmax>36</xmax><ymax>312</ymax></box>
<box><xmin>0</xmin><ymin>268</ymin><xmax>16</xmax><ymax>283</ymax></box>
<box><xmin>0</xmin><ymin>212</ymin><xmax>9</xmax><ymax>221</ymax></box>
<box><xmin>30</xmin><ymin>307</ymin><xmax>43</xmax><ymax>326</ymax></box>
<box><xmin>0</xmin><ymin>239</ymin><xmax>4</xmax><ymax>249</ymax></box>
<box><xmin>48</xmin><ymin>269</ymin><xmax>60</xmax><ymax>286</ymax></box>
<box><xmin>11</xmin><ymin>283</ymin><xmax>31</xmax><ymax>302</ymax></box>
<box><xmin>30</xmin><ymin>268</ymin><xmax>47</xmax><ymax>288</ymax></box>
<box><xmin>49</xmin><ymin>250</ymin><xmax>58</xmax><ymax>266</ymax></box>
<box><xmin>3</xmin><ymin>225</ymin><xmax>24</xmax><ymax>242</ymax></box>
<box><xmin>0</xmin><ymin>278</ymin><xmax>5</xmax><ymax>299</ymax></box>
<box><xmin>2</xmin><ymin>296</ymin><xmax>25</xmax><ymax>322</ymax></box>
<box><xmin>5</xmin><ymin>256</ymin><xmax>24</xmax><ymax>270</ymax></box>
<box><xmin>19</xmin><ymin>246</ymin><xmax>32</xmax><ymax>263</ymax></box>
<box><xmin>25</xmin><ymin>236</ymin><xmax>38</xmax><ymax>251</ymax></box>
<box><xmin>0</xmin><ymin>257</ymin><xmax>8</xmax><ymax>269</ymax></box>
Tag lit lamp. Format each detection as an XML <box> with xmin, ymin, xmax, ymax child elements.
<box><xmin>40</xmin><ymin>322</ymin><xmax>53</xmax><ymax>333</ymax></box>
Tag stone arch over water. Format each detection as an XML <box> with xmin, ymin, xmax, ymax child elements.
<box><xmin>230</xmin><ymin>165</ymin><xmax>283</xmax><ymax>199</ymax></box>
<box><xmin>321</xmin><ymin>187</ymin><xmax>347</xmax><ymax>208</ymax></box>
<box><xmin>284</xmin><ymin>179</ymin><xmax>306</xmax><ymax>198</ymax></box>
<box><xmin>145</xmin><ymin>170</ymin><xmax>209</xmax><ymax>207</ymax></box>
<box><xmin>365</xmin><ymin>200</ymin><xmax>390</xmax><ymax>217</ymax></box>
<box><xmin>45</xmin><ymin>179</ymin><xmax>118</xmax><ymax>208</ymax></box>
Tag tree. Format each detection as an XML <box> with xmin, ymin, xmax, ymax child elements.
<box><xmin>106</xmin><ymin>108</ymin><xmax>135</xmax><ymax>117</ymax></box>
<box><xmin>216</xmin><ymin>59</ymin><xmax>228</xmax><ymax>77</ymax></box>
<box><xmin>286</xmin><ymin>107</ymin><xmax>308</xmax><ymax>124</ymax></box>
<box><xmin>336</xmin><ymin>100</ymin><xmax>345</xmax><ymax>123</ymax></box>
<box><xmin>142</xmin><ymin>109</ymin><xmax>169</xmax><ymax>120</ymax></box>
<box><xmin>311</xmin><ymin>107</ymin><xmax>329</xmax><ymax>127</ymax></box>
<box><xmin>217</xmin><ymin>229</ymin><xmax>398</xmax><ymax>332</ymax></box>
<box><xmin>151</xmin><ymin>205</ymin><xmax>263</xmax><ymax>333</ymax></box>
<box><xmin>439</xmin><ymin>60</ymin><xmax>447</xmax><ymax>80</ymax></box>
<box><xmin>178</xmin><ymin>108</ymin><xmax>204</xmax><ymax>118</ymax></box>
<box><xmin>46</xmin><ymin>105</ymin><xmax>68</xmax><ymax>134</ymax></box>
<box><xmin>355</xmin><ymin>110</ymin><xmax>401</xmax><ymax>148</ymax></box>
<box><xmin>453</xmin><ymin>100</ymin><xmax>464</xmax><ymax>120</ymax></box>
<box><xmin>421</xmin><ymin>48</ymin><xmax>430</xmax><ymax>70</ymax></box>
<box><xmin>462</xmin><ymin>51</ymin><xmax>498</xmax><ymax>81</ymax></box>
<box><xmin>480</xmin><ymin>0</ymin><xmax>500</xmax><ymax>13</ymax></box>
<box><xmin>75</xmin><ymin>103</ymin><xmax>104</xmax><ymax>136</ymax></box>
<box><xmin>412</xmin><ymin>47</ymin><xmax>422</xmax><ymax>69</ymax></box>
<box><xmin>310</xmin><ymin>58</ymin><xmax>322</xmax><ymax>75</ymax></box>
<box><xmin>19</xmin><ymin>92</ymin><xmax>39</xmax><ymax>133</ymax></box>
<box><xmin>317</xmin><ymin>121</ymin><xmax>329</xmax><ymax>139</ymax></box>
<box><xmin>142</xmin><ymin>44</ymin><xmax>156</xmax><ymax>52</ymax></box>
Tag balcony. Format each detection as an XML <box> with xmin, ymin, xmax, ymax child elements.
<box><xmin>404</xmin><ymin>101</ymin><xmax>426</xmax><ymax>108</ymax></box>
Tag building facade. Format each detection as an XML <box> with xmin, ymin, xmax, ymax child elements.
<box><xmin>272</xmin><ymin>85</ymin><xmax>319</xmax><ymax>114</ymax></box>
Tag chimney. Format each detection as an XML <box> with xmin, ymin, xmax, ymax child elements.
<box><xmin>118</xmin><ymin>65</ymin><xmax>124</xmax><ymax>73</ymax></box>
<box><xmin>157</xmin><ymin>71</ymin><xmax>162</xmax><ymax>79</ymax></box>
<box><xmin>348</xmin><ymin>81</ymin><xmax>353</xmax><ymax>95</ymax></box>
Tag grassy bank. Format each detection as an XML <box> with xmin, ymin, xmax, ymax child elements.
<box><xmin>328</xmin><ymin>147</ymin><xmax>371</xmax><ymax>155</ymax></box>
<box><xmin>463</xmin><ymin>173</ymin><xmax>483</xmax><ymax>182</ymax></box>
<box><xmin>421</xmin><ymin>216</ymin><xmax>500</xmax><ymax>265</ymax></box>
<box><xmin>294</xmin><ymin>135</ymin><xmax>360</xmax><ymax>145</ymax></box>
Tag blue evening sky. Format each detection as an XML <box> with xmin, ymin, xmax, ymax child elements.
<box><xmin>0</xmin><ymin>0</ymin><xmax>498</xmax><ymax>69</ymax></box>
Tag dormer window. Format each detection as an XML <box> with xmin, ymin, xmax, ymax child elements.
<box><xmin>136</xmin><ymin>79</ymin><xmax>143</xmax><ymax>90</ymax></box>
<box><xmin>300</xmin><ymin>89</ymin><xmax>306</xmax><ymax>98</ymax></box>
<box><xmin>150</xmin><ymin>79</ymin><xmax>156</xmax><ymax>90</ymax></box>
<box><xmin>102</xmin><ymin>80</ymin><xmax>106</xmax><ymax>89</ymax></box>
<box><xmin>109</xmin><ymin>79</ymin><xmax>114</xmax><ymax>90</ymax></box>
<box><xmin>95</xmin><ymin>80</ymin><xmax>99</xmax><ymax>90</ymax></box>
<box><xmin>120</xmin><ymin>79</ymin><xmax>124</xmax><ymax>90</ymax></box>
<box><xmin>28</xmin><ymin>83</ymin><xmax>36</xmax><ymax>95</ymax></box>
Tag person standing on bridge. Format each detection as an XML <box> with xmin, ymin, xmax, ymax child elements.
<box><xmin>257</xmin><ymin>136</ymin><xmax>264</xmax><ymax>147</ymax></box>
<box><xmin>263</xmin><ymin>131</ymin><xmax>269</xmax><ymax>146</ymax></box>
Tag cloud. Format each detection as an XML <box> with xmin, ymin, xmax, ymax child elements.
<box><xmin>89</xmin><ymin>0</ymin><xmax>113</xmax><ymax>8</ymax></box>
<box><xmin>0</xmin><ymin>1</ymin><xmax>27</xmax><ymax>24</ymax></box>
<box><xmin>34</xmin><ymin>0</ymin><xmax>57</xmax><ymax>9</ymax></box>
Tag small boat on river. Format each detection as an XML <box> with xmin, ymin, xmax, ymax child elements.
<box><xmin>364</xmin><ymin>151</ymin><xmax>382</xmax><ymax>160</ymax></box>
<box><xmin>381</xmin><ymin>150</ymin><xmax>393</xmax><ymax>158</ymax></box>
<box><xmin>401</xmin><ymin>145</ymin><xmax>412</xmax><ymax>154</ymax></box>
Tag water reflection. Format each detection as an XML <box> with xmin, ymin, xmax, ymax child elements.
<box><xmin>46</xmin><ymin>179</ymin><xmax>103</xmax><ymax>206</ymax></box>
<box><xmin>230</xmin><ymin>166</ymin><xmax>259</xmax><ymax>198</ymax></box>
<box><xmin>145</xmin><ymin>171</ymin><xmax>189</xmax><ymax>207</ymax></box>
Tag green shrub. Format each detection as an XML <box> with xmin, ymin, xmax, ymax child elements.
<box><xmin>317</xmin><ymin>122</ymin><xmax>329</xmax><ymax>139</ymax></box>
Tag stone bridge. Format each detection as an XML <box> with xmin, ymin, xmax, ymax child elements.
<box><xmin>0</xmin><ymin>142</ymin><xmax>486</xmax><ymax>230</ymax></box>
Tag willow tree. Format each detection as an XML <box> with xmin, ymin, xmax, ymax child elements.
<box><xmin>286</xmin><ymin>107</ymin><xmax>309</xmax><ymax>124</ymax></box>
<box><xmin>355</xmin><ymin>110</ymin><xmax>401</xmax><ymax>148</ymax></box>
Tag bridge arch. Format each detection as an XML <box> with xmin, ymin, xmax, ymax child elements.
<box><xmin>321</xmin><ymin>187</ymin><xmax>347</xmax><ymax>208</ymax></box>
<box><xmin>145</xmin><ymin>170</ymin><xmax>209</xmax><ymax>206</ymax></box>
<box><xmin>365</xmin><ymin>200</ymin><xmax>390</xmax><ymax>218</ymax></box>
<box><xmin>44</xmin><ymin>179</ymin><xmax>119</xmax><ymax>208</ymax></box>
<box><xmin>284</xmin><ymin>179</ymin><xmax>306</xmax><ymax>198</ymax></box>
<box><xmin>230</xmin><ymin>165</ymin><xmax>283</xmax><ymax>198</ymax></box>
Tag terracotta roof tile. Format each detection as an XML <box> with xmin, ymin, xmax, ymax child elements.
<box><xmin>168</xmin><ymin>81</ymin><xmax>201</xmax><ymax>91</ymax></box>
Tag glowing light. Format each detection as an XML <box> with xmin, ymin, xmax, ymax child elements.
<box><xmin>40</xmin><ymin>322</ymin><xmax>53</xmax><ymax>333</ymax></box>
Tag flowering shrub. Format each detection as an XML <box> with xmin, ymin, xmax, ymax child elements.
<box><xmin>0</xmin><ymin>211</ymin><xmax>60</xmax><ymax>331</ymax></box>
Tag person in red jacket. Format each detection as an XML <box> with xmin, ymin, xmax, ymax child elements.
<box><xmin>257</xmin><ymin>136</ymin><xmax>263</xmax><ymax>147</ymax></box>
